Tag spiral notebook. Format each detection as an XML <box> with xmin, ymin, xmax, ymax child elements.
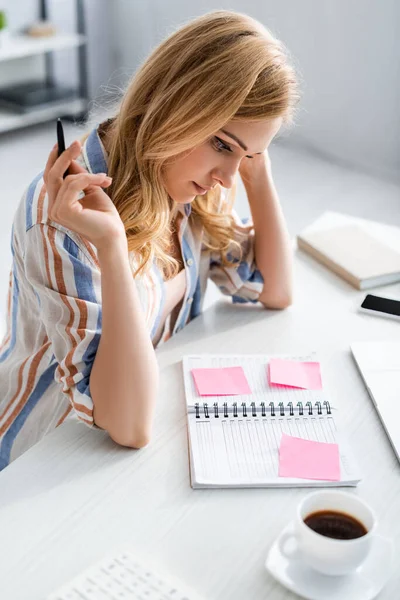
<box><xmin>182</xmin><ymin>354</ymin><xmax>361</xmax><ymax>489</ymax></box>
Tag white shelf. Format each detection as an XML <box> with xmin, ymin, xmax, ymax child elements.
<box><xmin>0</xmin><ymin>34</ymin><xmax>86</xmax><ymax>62</ymax></box>
<box><xmin>0</xmin><ymin>98</ymin><xmax>87</xmax><ymax>133</ymax></box>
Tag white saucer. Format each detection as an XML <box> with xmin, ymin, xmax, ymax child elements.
<box><xmin>265</xmin><ymin>521</ymin><xmax>394</xmax><ymax>600</ymax></box>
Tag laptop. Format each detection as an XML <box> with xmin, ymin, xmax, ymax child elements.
<box><xmin>351</xmin><ymin>341</ymin><xmax>400</xmax><ymax>462</ymax></box>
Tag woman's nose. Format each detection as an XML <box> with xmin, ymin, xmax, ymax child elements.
<box><xmin>212</xmin><ymin>162</ymin><xmax>240</xmax><ymax>189</ymax></box>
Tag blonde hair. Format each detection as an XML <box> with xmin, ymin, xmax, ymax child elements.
<box><xmin>105</xmin><ymin>10</ymin><xmax>299</xmax><ymax>277</ymax></box>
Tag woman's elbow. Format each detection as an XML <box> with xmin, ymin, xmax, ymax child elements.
<box><xmin>108</xmin><ymin>427</ymin><xmax>151</xmax><ymax>449</ymax></box>
<box><xmin>94</xmin><ymin>410</ymin><xmax>152</xmax><ymax>449</ymax></box>
<box><xmin>259</xmin><ymin>291</ymin><xmax>293</xmax><ymax>310</ymax></box>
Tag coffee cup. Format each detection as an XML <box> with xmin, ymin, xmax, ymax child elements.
<box><xmin>278</xmin><ymin>490</ymin><xmax>378</xmax><ymax>576</ymax></box>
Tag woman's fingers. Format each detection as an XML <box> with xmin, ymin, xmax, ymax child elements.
<box><xmin>68</xmin><ymin>159</ymin><xmax>89</xmax><ymax>175</ymax></box>
<box><xmin>43</xmin><ymin>143</ymin><xmax>59</xmax><ymax>185</ymax></box>
<box><xmin>51</xmin><ymin>172</ymin><xmax>110</xmax><ymax>216</ymax></box>
<box><xmin>64</xmin><ymin>172</ymin><xmax>111</xmax><ymax>194</ymax></box>
<box><xmin>53</xmin><ymin>140</ymin><xmax>82</xmax><ymax>179</ymax></box>
<box><xmin>44</xmin><ymin>141</ymin><xmax>82</xmax><ymax>186</ymax></box>
<box><xmin>44</xmin><ymin>139</ymin><xmax>112</xmax><ymax>223</ymax></box>
<box><xmin>46</xmin><ymin>141</ymin><xmax>82</xmax><ymax>197</ymax></box>
<box><xmin>46</xmin><ymin>141</ymin><xmax>82</xmax><ymax>212</ymax></box>
<box><xmin>44</xmin><ymin>144</ymin><xmax>86</xmax><ymax>188</ymax></box>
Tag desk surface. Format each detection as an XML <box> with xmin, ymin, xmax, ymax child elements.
<box><xmin>0</xmin><ymin>249</ymin><xmax>399</xmax><ymax>600</ymax></box>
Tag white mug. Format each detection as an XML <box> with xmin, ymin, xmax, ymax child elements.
<box><xmin>279</xmin><ymin>490</ymin><xmax>378</xmax><ymax>576</ymax></box>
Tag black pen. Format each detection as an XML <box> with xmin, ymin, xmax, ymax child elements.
<box><xmin>56</xmin><ymin>118</ymin><xmax>69</xmax><ymax>179</ymax></box>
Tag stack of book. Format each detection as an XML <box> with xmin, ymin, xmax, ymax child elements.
<box><xmin>297</xmin><ymin>213</ymin><xmax>400</xmax><ymax>289</ymax></box>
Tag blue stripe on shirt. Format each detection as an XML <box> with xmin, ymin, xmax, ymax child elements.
<box><xmin>190</xmin><ymin>275</ymin><xmax>202</xmax><ymax>319</ymax></box>
<box><xmin>76</xmin><ymin>307</ymin><xmax>102</xmax><ymax>398</ymax></box>
<box><xmin>0</xmin><ymin>362</ymin><xmax>57</xmax><ymax>471</ymax></box>
<box><xmin>85</xmin><ymin>128</ymin><xmax>108</xmax><ymax>174</ymax></box>
<box><xmin>232</xmin><ymin>295</ymin><xmax>258</xmax><ymax>304</ymax></box>
<box><xmin>236</xmin><ymin>261</ymin><xmax>264</xmax><ymax>285</ymax></box>
<box><xmin>177</xmin><ymin>236</ymin><xmax>198</xmax><ymax>328</ymax></box>
<box><xmin>63</xmin><ymin>235</ymin><xmax>102</xmax><ymax>400</ymax></box>
<box><xmin>25</xmin><ymin>171</ymin><xmax>44</xmax><ymax>231</ymax></box>
<box><xmin>63</xmin><ymin>235</ymin><xmax>100</xmax><ymax>303</ymax></box>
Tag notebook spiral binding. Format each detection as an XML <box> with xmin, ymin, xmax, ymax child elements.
<box><xmin>194</xmin><ymin>400</ymin><xmax>332</xmax><ymax>419</ymax></box>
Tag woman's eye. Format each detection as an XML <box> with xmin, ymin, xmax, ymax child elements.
<box><xmin>212</xmin><ymin>137</ymin><xmax>232</xmax><ymax>153</ymax></box>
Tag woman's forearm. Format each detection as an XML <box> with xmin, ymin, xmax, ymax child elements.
<box><xmin>90</xmin><ymin>238</ymin><xmax>159</xmax><ymax>447</ymax></box>
<box><xmin>244</xmin><ymin>170</ymin><xmax>293</xmax><ymax>309</ymax></box>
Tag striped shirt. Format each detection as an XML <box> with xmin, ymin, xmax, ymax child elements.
<box><xmin>0</xmin><ymin>125</ymin><xmax>264</xmax><ymax>470</ymax></box>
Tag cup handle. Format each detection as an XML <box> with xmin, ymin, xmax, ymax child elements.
<box><xmin>278</xmin><ymin>530</ymin><xmax>301</xmax><ymax>561</ymax></box>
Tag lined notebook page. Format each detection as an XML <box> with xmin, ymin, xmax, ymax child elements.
<box><xmin>182</xmin><ymin>355</ymin><xmax>361</xmax><ymax>488</ymax></box>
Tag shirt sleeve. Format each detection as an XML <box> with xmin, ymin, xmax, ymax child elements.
<box><xmin>24</xmin><ymin>223</ymin><xmax>102</xmax><ymax>428</ymax></box>
<box><xmin>207</xmin><ymin>209</ymin><xmax>264</xmax><ymax>304</ymax></box>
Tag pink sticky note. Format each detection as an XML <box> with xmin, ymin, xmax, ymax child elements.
<box><xmin>268</xmin><ymin>359</ymin><xmax>322</xmax><ymax>390</ymax></box>
<box><xmin>278</xmin><ymin>433</ymin><xmax>340</xmax><ymax>481</ymax></box>
<box><xmin>191</xmin><ymin>366</ymin><xmax>251</xmax><ymax>396</ymax></box>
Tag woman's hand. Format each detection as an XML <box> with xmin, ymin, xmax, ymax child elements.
<box><xmin>238</xmin><ymin>150</ymin><xmax>272</xmax><ymax>190</ymax></box>
<box><xmin>43</xmin><ymin>140</ymin><xmax>126</xmax><ymax>251</ymax></box>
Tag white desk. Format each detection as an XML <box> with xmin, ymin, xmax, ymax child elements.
<box><xmin>0</xmin><ymin>248</ymin><xmax>399</xmax><ymax>600</ymax></box>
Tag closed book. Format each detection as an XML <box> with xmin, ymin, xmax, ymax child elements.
<box><xmin>297</xmin><ymin>225</ymin><xmax>400</xmax><ymax>289</ymax></box>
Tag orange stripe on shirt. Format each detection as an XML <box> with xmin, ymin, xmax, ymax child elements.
<box><xmin>81</xmin><ymin>238</ymin><xmax>100</xmax><ymax>268</ymax></box>
<box><xmin>0</xmin><ymin>333</ymin><xmax>10</xmax><ymax>353</ymax></box>
<box><xmin>47</xmin><ymin>226</ymin><xmax>79</xmax><ymax>381</ymax></box>
<box><xmin>36</xmin><ymin>183</ymin><xmax>47</xmax><ymax>223</ymax></box>
<box><xmin>40</xmin><ymin>223</ymin><xmax>67</xmax><ymax>393</ymax></box>
<box><xmin>46</xmin><ymin>227</ymin><xmax>93</xmax><ymax>418</ymax></box>
<box><xmin>65</xmin><ymin>388</ymin><xmax>93</xmax><ymax>420</ymax></box>
<box><xmin>0</xmin><ymin>340</ymin><xmax>51</xmax><ymax>435</ymax></box>
<box><xmin>56</xmin><ymin>404</ymin><xmax>72</xmax><ymax>427</ymax></box>
<box><xmin>221</xmin><ymin>266</ymin><xmax>237</xmax><ymax>289</ymax></box>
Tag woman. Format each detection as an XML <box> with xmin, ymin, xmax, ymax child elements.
<box><xmin>0</xmin><ymin>10</ymin><xmax>299</xmax><ymax>469</ymax></box>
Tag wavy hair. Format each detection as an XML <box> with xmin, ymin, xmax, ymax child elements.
<box><xmin>104</xmin><ymin>10</ymin><xmax>299</xmax><ymax>277</ymax></box>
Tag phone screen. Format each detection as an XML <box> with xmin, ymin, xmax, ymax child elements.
<box><xmin>361</xmin><ymin>294</ymin><xmax>400</xmax><ymax>317</ymax></box>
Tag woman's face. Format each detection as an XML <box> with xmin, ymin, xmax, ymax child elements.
<box><xmin>162</xmin><ymin>117</ymin><xmax>282</xmax><ymax>204</ymax></box>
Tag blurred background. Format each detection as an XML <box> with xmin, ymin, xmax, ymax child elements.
<box><xmin>0</xmin><ymin>0</ymin><xmax>399</xmax><ymax>332</ymax></box>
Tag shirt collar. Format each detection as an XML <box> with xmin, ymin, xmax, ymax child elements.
<box><xmin>83</xmin><ymin>126</ymin><xmax>108</xmax><ymax>174</ymax></box>
<box><xmin>177</xmin><ymin>202</ymin><xmax>192</xmax><ymax>218</ymax></box>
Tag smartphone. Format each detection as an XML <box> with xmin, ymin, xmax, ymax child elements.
<box><xmin>359</xmin><ymin>294</ymin><xmax>400</xmax><ymax>322</ymax></box>
<box><xmin>56</xmin><ymin>118</ymin><xmax>69</xmax><ymax>179</ymax></box>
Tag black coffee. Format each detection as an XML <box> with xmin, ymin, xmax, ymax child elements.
<box><xmin>304</xmin><ymin>510</ymin><xmax>368</xmax><ymax>540</ymax></box>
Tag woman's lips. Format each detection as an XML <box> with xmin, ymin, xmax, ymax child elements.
<box><xmin>193</xmin><ymin>182</ymin><xmax>210</xmax><ymax>195</ymax></box>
